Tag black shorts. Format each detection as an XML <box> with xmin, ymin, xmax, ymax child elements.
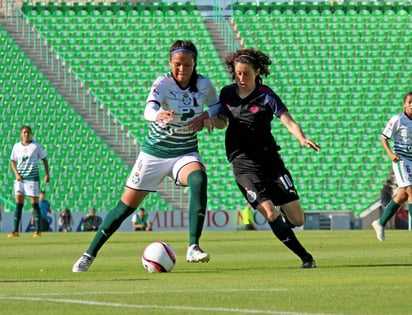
<box><xmin>232</xmin><ymin>153</ymin><xmax>299</xmax><ymax>208</ymax></box>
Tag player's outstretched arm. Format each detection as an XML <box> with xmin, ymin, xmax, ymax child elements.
<box><xmin>280</xmin><ymin>112</ymin><xmax>320</xmax><ymax>152</ymax></box>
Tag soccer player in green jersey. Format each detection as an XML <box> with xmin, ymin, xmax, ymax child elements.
<box><xmin>73</xmin><ymin>40</ymin><xmax>223</xmax><ymax>272</ymax></box>
<box><xmin>372</xmin><ymin>91</ymin><xmax>412</xmax><ymax>241</ymax></box>
<box><xmin>8</xmin><ymin>125</ymin><xmax>50</xmax><ymax>238</ymax></box>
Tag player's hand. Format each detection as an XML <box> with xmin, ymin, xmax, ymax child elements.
<box><xmin>212</xmin><ymin>115</ymin><xmax>228</xmax><ymax>129</ymax></box>
<box><xmin>156</xmin><ymin>110</ymin><xmax>174</xmax><ymax>126</ymax></box>
<box><xmin>301</xmin><ymin>139</ymin><xmax>320</xmax><ymax>152</ymax></box>
<box><xmin>44</xmin><ymin>174</ymin><xmax>50</xmax><ymax>183</ymax></box>
<box><xmin>391</xmin><ymin>153</ymin><xmax>401</xmax><ymax>162</ymax></box>
<box><xmin>203</xmin><ymin>119</ymin><xmax>214</xmax><ymax>134</ymax></box>
<box><xmin>187</xmin><ymin>112</ymin><xmax>209</xmax><ymax>132</ymax></box>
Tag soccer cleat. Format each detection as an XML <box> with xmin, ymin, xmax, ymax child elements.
<box><xmin>372</xmin><ymin>219</ymin><xmax>385</xmax><ymax>241</ymax></box>
<box><xmin>7</xmin><ymin>231</ymin><xmax>19</xmax><ymax>238</ymax></box>
<box><xmin>186</xmin><ymin>244</ymin><xmax>210</xmax><ymax>263</ymax></box>
<box><xmin>301</xmin><ymin>255</ymin><xmax>316</xmax><ymax>268</ymax></box>
<box><xmin>72</xmin><ymin>253</ymin><xmax>95</xmax><ymax>272</ymax></box>
<box><xmin>33</xmin><ymin>231</ymin><xmax>41</xmax><ymax>238</ymax></box>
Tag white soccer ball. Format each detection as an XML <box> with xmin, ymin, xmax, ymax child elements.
<box><xmin>141</xmin><ymin>241</ymin><xmax>176</xmax><ymax>273</ymax></box>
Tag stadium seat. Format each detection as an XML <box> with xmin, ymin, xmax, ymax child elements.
<box><xmin>229</xmin><ymin>2</ymin><xmax>412</xmax><ymax>214</ymax></box>
<box><xmin>5</xmin><ymin>2</ymin><xmax>411</xmax><ymax>215</ymax></box>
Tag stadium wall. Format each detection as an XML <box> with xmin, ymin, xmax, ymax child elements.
<box><xmin>0</xmin><ymin>209</ymin><xmax>359</xmax><ymax>232</ymax></box>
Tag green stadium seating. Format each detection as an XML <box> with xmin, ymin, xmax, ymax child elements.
<box><xmin>231</xmin><ymin>1</ymin><xmax>411</xmax><ymax>215</ymax></box>
<box><xmin>2</xmin><ymin>2</ymin><xmax>232</xmax><ymax>213</ymax></box>
<box><xmin>0</xmin><ymin>24</ymin><xmax>136</xmax><ymax>213</ymax></box>
<box><xmin>4</xmin><ymin>2</ymin><xmax>411</xmax><ymax>216</ymax></box>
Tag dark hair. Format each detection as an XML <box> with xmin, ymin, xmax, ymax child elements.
<box><xmin>224</xmin><ymin>48</ymin><xmax>272</xmax><ymax>85</ymax></box>
<box><xmin>169</xmin><ymin>40</ymin><xmax>199</xmax><ymax>92</ymax></box>
<box><xmin>404</xmin><ymin>91</ymin><xmax>412</xmax><ymax>103</ymax></box>
<box><xmin>20</xmin><ymin>125</ymin><xmax>32</xmax><ymax>133</ymax></box>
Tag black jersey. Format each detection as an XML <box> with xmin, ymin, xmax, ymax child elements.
<box><xmin>219</xmin><ymin>84</ymin><xmax>288</xmax><ymax>162</ymax></box>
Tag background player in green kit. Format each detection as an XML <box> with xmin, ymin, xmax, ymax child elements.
<box><xmin>73</xmin><ymin>40</ymin><xmax>223</xmax><ymax>272</ymax></box>
<box><xmin>8</xmin><ymin>125</ymin><xmax>50</xmax><ymax>238</ymax></box>
<box><xmin>372</xmin><ymin>91</ymin><xmax>412</xmax><ymax>241</ymax></box>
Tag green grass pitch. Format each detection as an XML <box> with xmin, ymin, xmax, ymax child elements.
<box><xmin>1</xmin><ymin>230</ymin><xmax>411</xmax><ymax>315</ymax></box>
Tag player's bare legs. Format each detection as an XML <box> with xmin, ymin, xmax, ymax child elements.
<box><xmin>121</xmin><ymin>187</ymin><xmax>149</xmax><ymax>208</ymax></box>
<box><xmin>281</xmin><ymin>200</ymin><xmax>305</xmax><ymax>227</ymax></box>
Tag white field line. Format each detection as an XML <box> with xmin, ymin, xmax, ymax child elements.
<box><xmin>0</xmin><ymin>296</ymin><xmax>338</xmax><ymax>315</ymax></box>
<box><xmin>23</xmin><ymin>288</ymin><xmax>289</xmax><ymax>296</ymax></box>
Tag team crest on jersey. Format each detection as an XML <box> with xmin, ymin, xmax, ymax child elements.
<box><xmin>182</xmin><ymin>93</ymin><xmax>191</xmax><ymax>105</ymax></box>
<box><xmin>246</xmin><ymin>189</ymin><xmax>257</xmax><ymax>203</ymax></box>
<box><xmin>131</xmin><ymin>172</ymin><xmax>140</xmax><ymax>184</ymax></box>
<box><xmin>249</xmin><ymin>104</ymin><xmax>259</xmax><ymax>114</ymax></box>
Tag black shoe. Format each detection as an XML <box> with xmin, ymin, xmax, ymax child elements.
<box><xmin>301</xmin><ymin>255</ymin><xmax>316</xmax><ymax>268</ymax></box>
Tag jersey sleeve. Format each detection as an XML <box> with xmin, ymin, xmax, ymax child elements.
<box><xmin>267</xmin><ymin>91</ymin><xmax>288</xmax><ymax>118</ymax></box>
<box><xmin>146</xmin><ymin>75</ymin><xmax>167</xmax><ymax>108</ymax></box>
<box><xmin>382</xmin><ymin>115</ymin><xmax>399</xmax><ymax>139</ymax></box>
<box><xmin>218</xmin><ymin>85</ymin><xmax>232</xmax><ymax>118</ymax></box>
<box><xmin>144</xmin><ymin>75</ymin><xmax>169</xmax><ymax>121</ymax></box>
<box><xmin>204</xmin><ymin>79</ymin><xmax>221</xmax><ymax>117</ymax></box>
<box><xmin>203</xmin><ymin>79</ymin><xmax>220</xmax><ymax>107</ymax></box>
<box><xmin>37</xmin><ymin>143</ymin><xmax>47</xmax><ymax>160</ymax></box>
<box><xmin>10</xmin><ymin>144</ymin><xmax>18</xmax><ymax>161</ymax></box>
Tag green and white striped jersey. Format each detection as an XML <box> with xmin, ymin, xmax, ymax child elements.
<box><xmin>382</xmin><ymin>112</ymin><xmax>412</xmax><ymax>161</ymax></box>
<box><xmin>10</xmin><ymin>141</ymin><xmax>47</xmax><ymax>181</ymax></box>
<box><xmin>142</xmin><ymin>73</ymin><xmax>220</xmax><ymax>158</ymax></box>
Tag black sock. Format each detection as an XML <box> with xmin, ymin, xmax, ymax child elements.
<box><xmin>14</xmin><ymin>203</ymin><xmax>24</xmax><ymax>232</ymax></box>
<box><xmin>268</xmin><ymin>215</ymin><xmax>311</xmax><ymax>261</ymax></box>
<box><xmin>32</xmin><ymin>203</ymin><xmax>41</xmax><ymax>232</ymax></box>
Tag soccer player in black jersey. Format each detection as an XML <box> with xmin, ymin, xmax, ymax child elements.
<box><xmin>218</xmin><ymin>48</ymin><xmax>320</xmax><ymax>268</ymax></box>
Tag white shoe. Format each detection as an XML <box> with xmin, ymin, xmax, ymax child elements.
<box><xmin>372</xmin><ymin>220</ymin><xmax>385</xmax><ymax>241</ymax></box>
<box><xmin>72</xmin><ymin>253</ymin><xmax>95</xmax><ymax>272</ymax></box>
<box><xmin>186</xmin><ymin>244</ymin><xmax>210</xmax><ymax>263</ymax></box>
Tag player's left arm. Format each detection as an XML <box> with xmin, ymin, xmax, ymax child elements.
<box><xmin>187</xmin><ymin>80</ymin><xmax>228</xmax><ymax>132</ymax></box>
<box><xmin>42</xmin><ymin>158</ymin><xmax>50</xmax><ymax>183</ymax></box>
<box><xmin>279</xmin><ymin>112</ymin><xmax>320</xmax><ymax>152</ymax></box>
<box><xmin>187</xmin><ymin>106</ymin><xmax>229</xmax><ymax>133</ymax></box>
<box><xmin>205</xmin><ymin>115</ymin><xmax>228</xmax><ymax>130</ymax></box>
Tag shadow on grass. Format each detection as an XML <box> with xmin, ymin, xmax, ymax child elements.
<box><xmin>318</xmin><ymin>263</ymin><xmax>412</xmax><ymax>268</ymax></box>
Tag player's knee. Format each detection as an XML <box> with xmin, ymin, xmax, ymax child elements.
<box><xmin>187</xmin><ymin>170</ymin><xmax>207</xmax><ymax>191</ymax></box>
<box><xmin>266</xmin><ymin>210</ymin><xmax>280</xmax><ymax>222</ymax></box>
<box><xmin>292</xmin><ymin>212</ymin><xmax>306</xmax><ymax>226</ymax></box>
<box><xmin>293</xmin><ymin>216</ymin><xmax>305</xmax><ymax>227</ymax></box>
